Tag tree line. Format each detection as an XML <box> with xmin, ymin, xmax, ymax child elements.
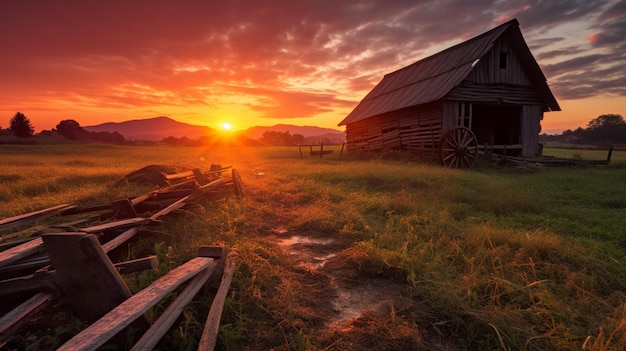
<box><xmin>1</xmin><ymin>112</ymin><xmax>333</xmax><ymax>146</ymax></box>
<box><xmin>2</xmin><ymin>112</ymin><xmax>126</xmax><ymax>144</ymax></box>
<box><xmin>541</xmin><ymin>114</ymin><xmax>626</xmax><ymax>145</ymax></box>
<box><xmin>7</xmin><ymin>111</ymin><xmax>621</xmax><ymax>147</ymax></box>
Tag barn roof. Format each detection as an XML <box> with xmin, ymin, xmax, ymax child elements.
<box><xmin>338</xmin><ymin>19</ymin><xmax>560</xmax><ymax>126</ymax></box>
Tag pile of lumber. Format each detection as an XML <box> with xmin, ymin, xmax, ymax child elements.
<box><xmin>0</xmin><ymin>164</ymin><xmax>243</xmax><ymax>350</ymax></box>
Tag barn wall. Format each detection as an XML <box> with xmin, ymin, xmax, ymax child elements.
<box><xmin>466</xmin><ymin>36</ymin><xmax>532</xmax><ymax>85</ymax></box>
<box><xmin>521</xmin><ymin>105</ymin><xmax>543</xmax><ymax>156</ymax></box>
<box><xmin>442</xmin><ymin>102</ymin><xmax>457</xmax><ymax>131</ymax></box>
<box><xmin>345</xmin><ymin>101</ymin><xmax>443</xmax><ymax>154</ymax></box>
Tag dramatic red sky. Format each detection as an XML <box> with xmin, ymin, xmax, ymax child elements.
<box><xmin>1</xmin><ymin>0</ymin><xmax>624</xmax><ymax>134</ymax></box>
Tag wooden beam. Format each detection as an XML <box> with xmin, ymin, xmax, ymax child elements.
<box><xmin>0</xmin><ymin>271</ymin><xmax>56</xmax><ymax>296</ymax></box>
<box><xmin>101</xmin><ymin>227</ymin><xmax>139</xmax><ymax>253</ymax></box>
<box><xmin>0</xmin><ymin>204</ymin><xmax>74</xmax><ymax>231</ymax></box>
<box><xmin>81</xmin><ymin>217</ymin><xmax>150</xmax><ymax>234</ymax></box>
<box><xmin>0</xmin><ymin>292</ymin><xmax>53</xmax><ymax>342</ymax></box>
<box><xmin>0</xmin><ymin>237</ymin><xmax>43</xmax><ymax>268</ymax></box>
<box><xmin>130</xmin><ymin>262</ymin><xmax>217</xmax><ymax>351</ymax></box>
<box><xmin>114</xmin><ymin>256</ymin><xmax>158</xmax><ymax>275</ymax></box>
<box><xmin>198</xmin><ymin>256</ymin><xmax>238</xmax><ymax>351</ymax></box>
<box><xmin>57</xmin><ymin>257</ymin><xmax>217</xmax><ymax>351</ymax></box>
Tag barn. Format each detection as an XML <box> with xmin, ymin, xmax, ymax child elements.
<box><xmin>338</xmin><ymin>19</ymin><xmax>560</xmax><ymax>167</ymax></box>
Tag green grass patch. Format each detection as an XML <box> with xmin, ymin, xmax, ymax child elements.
<box><xmin>2</xmin><ymin>144</ymin><xmax>626</xmax><ymax>350</ymax></box>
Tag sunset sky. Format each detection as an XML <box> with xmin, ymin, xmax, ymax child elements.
<box><xmin>1</xmin><ymin>0</ymin><xmax>624</xmax><ymax>134</ymax></box>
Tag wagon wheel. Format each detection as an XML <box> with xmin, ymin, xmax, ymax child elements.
<box><xmin>439</xmin><ymin>126</ymin><xmax>478</xmax><ymax>168</ymax></box>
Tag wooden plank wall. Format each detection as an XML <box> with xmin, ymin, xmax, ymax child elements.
<box><xmin>466</xmin><ymin>36</ymin><xmax>532</xmax><ymax>85</ymax></box>
<box><xmin>521</xmin><ymin>105</ymin><xmax>543</xmax><ymax>156</ymax></box>
<box><xmin>345</xmin><ymin>102</ymin><xmax>443</xmax><ymax>155</ymax></box>
<box><xmin>447</xmin><ymin>82</ymin><xmax>543</xmax><ymax>105</ymax></box>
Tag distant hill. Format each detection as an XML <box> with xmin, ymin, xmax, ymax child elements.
<box><xmin>84</xmin><ymin>117</ymin><xmax>345</xmax><ymax>143</ymax></box>
<box><xmin>243</xmin><ymin>124</ymin><xmax>345</xmax><ymax>144</ymax></box>
<box><xmin>84</xmin><ymin>116</ymin><xmax>214</xmax><ymax>141</ymax></box>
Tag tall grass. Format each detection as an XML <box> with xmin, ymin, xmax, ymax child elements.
<box><xmin>2</xmin><ymin>144</ymin><xmax>626</xmax><ymax>350</ymax></box>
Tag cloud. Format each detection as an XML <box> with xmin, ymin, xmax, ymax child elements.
<box><xmin>0</xmin><ymin>0</ymin><xmax>623</xmax><ymax>127</ymax></box>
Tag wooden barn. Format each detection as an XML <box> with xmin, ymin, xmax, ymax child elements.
<box><xmin>338</xmin><ymin>19</ymin><xmax>560</xmax><ymax>167</ymax></box>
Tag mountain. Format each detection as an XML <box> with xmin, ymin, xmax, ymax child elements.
<box><xmin>84</xmin><ymin>116</ymin><xmax>214</xmax><ymax>141</ymax></box>
<box><xmin>243</xmin><ymin>124</ymin><xmax>345</xmax><ymax>143</ymax></box>
<box><xmin>83</xmin><ymin>117</ymin><xmax>345</xmax><ymax>142</ymax></box>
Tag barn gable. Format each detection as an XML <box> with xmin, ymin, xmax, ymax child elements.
<box><xmin>339</xmin><ymin>19</ymin><xmax>560</xmax><ymax>161</ymax></box>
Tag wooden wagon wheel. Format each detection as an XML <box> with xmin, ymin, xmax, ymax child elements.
<box><xmin>439</xmin><ymin>126</ymin><xmax>478</xmax><ymax>168</ymax></box>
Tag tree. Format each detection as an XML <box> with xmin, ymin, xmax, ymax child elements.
<box><xmin>56</xmin><ymin>119</ymin><xmax>84</xmax><ymax>140</ymax></box>
<box><xmin>585</xmin><ymin>114</ymin><xmax>626</xmax><ymax>144</ymax></box>
<box><xmin>9</xmin><ymin>112</ymin><xmax>35</xmax><ymax>138</ymax></box>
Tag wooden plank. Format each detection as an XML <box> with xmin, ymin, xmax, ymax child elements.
<box><xmin>114</xmin><ymin>256</ymin><xmax>158</xmax><ymax>275</ymax></box>
<box><xmin>101</xmin><ymin>227</ymin><xmax>139</xmax><ymax>253</ymax></box>
<box><xmin>149</xmin><ymin>195</ymin><xmax>192</xmax><ymax>221</ymax></box>
<box><xmin>81</xmin><ymin>217</ymin><xmax>149</xmax><ymax>234</ymax></box>
<box><xmin>198</xmin><ymin>256</ymin><xmax>238</xmax><ymax>351</ymax></box>
<box><xmin>57</xmin><ymin>257</ymin><xmax>216</xmax><ymax>351</ymax></box>
<box><xmin>0</xmin><ymin>238</ymin><xmax>43</xmax><ymax>268</ymax></box>
<box><xmin>0</xmin><ymin>292</ymin><xmax>53</xmax><ymax>341</ymax></box>
<box><xmin>0</xmin><ymin>204</ymin><xmax>73</xmax><ymax>231</ymax></box>
<box><xmin>130</xmin><ymin>263</ymin><xmax>217</xmax><ymax>351</ymax></box>
<box><xmin>0</xmin><ymin>271</ymin><xmax>56</xmax><ymax>296</ymax></box>
<box><xmin>0</xmin><ymin>255</ymin><xmax>49</xmax><ymax>277</ymax></box>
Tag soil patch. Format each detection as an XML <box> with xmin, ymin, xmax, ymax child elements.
<box><xmin>273</xmin><ymin>228</ymin><xmax>408</xmax><ymax>329</ymax></box>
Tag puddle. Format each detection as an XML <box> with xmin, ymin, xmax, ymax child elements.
<box><xmin>276</xmin><ymin>233</ymin><xmax>404</xmax><ymax>328</ymax></box>
<box><xmin>277</xmin><ymin>235</ymin><xmax>337</xmax><ymax>269</ymax></box>
<box><xmin>279</xmin><ymin>235</ymin><xmax>334</xmax><ymax>246</ymax></box>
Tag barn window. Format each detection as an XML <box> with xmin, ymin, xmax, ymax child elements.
<box><xmin>499</xmin><ymin>52</ymin><xmax>508</xmax><ymax>69</ymax></box>
<box><xmin>457</xmin><ymin>103</ymin><xmax>472</xmax><ymax>128</ymax></box>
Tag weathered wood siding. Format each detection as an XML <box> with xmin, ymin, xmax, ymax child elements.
<box><xmin>448</xmin><ymin>36</ymin><xmax>543</xmax><ymax>105</ymax></box>
<box><xmin>466</xmin><ymin>36</ymin><xmax>532</xmax><ymax>85</ymax></box>
<box><xmin>521</xmin><ymin>105</ymin><xmax>543</xmax><ymax>156</ymax></box>
<box><xmin>346</xmin><ymin>102</ymin><xmax>443</xmax><ymax>154</ymax></box>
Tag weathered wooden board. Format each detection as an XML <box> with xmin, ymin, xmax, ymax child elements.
<box><xmin>0</xmin><ymin>237</ymin><xmax>43</xmax><ymax>268</ymax></box>
<box><xmin>130</xmin><ymin>262</ymin><xmax>217</xmax><ymax>351</ymax></box>
<box><xmin>81</xmin><ymin>217</ymin><xmax>150</xmax><ymax>234</ymax></box>
<box><xmin>0</xmin><ymin>204</ymin><xmax>74</xmax><ymax>231</ymax></box>
<box><xmin>0</xmin><ymin>292</ymin><xmax>53</xmax><ymax>342</ymax></box>
<box><xmin>57</xmin><ymin>256</ymin><xmax>216</xmax><ymax>351</ymax></box>
<box><xmin>198</xmin><ymin>256</ymin><xmax>238</xmax><ymax>351</ymax></box>
<box><xmin>101</xmin><ymin>227</ymin><xmax>139</xmax><ymax>253</ymax></box>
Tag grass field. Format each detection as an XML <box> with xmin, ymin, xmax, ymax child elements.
<box><xmin>1</xmin><ymin>142</ymin><xmax>626</xmax><ymax>350</ymax></box>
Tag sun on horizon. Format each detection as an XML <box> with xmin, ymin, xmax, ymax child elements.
<box><xmin>220</xmin><ymin>122</ymin><xmax>232</xmax><ymax>131</ymax></box>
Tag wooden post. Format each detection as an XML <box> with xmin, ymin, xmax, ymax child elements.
<box><xmin>320</xmin><ymin>143</ymin><xmax>324</xmax><ymax>158</ymax></box>
<box><xmin>607</xmin><ymin>146</ymin><xmax>613</xmax><ymax>163</ymax></box>
<box><xmin>42</xmin><ymin>233</ymin><xmax>134</xmax><ymax>322</ymax></box>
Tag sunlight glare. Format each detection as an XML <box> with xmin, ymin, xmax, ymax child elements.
<box><xmin>221</xmin><ymin>122</ymin><xmax>232</xmax><ymax>131</ymax></box>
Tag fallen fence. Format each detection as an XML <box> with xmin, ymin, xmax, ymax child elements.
<box><xmin>0</xmin><ymin>164</ymin><xmax>243</xmax><ymax>350</ymax></box>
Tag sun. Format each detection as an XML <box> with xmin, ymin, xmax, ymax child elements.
<box><xmin>220</xmin><ymin>122</ymin><xmax>232</xmax><ymax>131</ymax></box>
